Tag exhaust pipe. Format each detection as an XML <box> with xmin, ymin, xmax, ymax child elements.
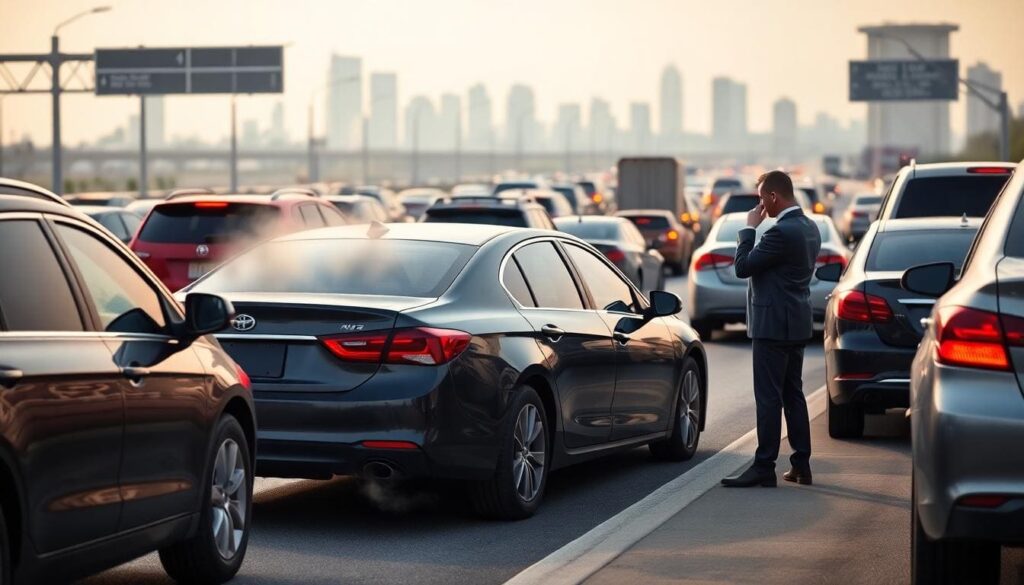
<box><xmin>363</xmin><ymin>461</ymin><xmax>397</xmax><ymax>481</ymax></box>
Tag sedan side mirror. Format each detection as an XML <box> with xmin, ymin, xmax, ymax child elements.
<box><xmin>183</xmin><ymin>293</ymin><xmax>234</xmax><ymax>338</ymax></box>
<box><xmin>647</xmin><ymin>290</ymin><xmax>682</xmax><ymax>318</ymax></box>
<box><xmin>815</xmin><ymin>262</ymin><xmax>843</xmax><ymax>283</ymax></box>
<box><xmin>901</xmin><ymin>262</ymin><xmax>955</xmax><ymax>297</ymax></box>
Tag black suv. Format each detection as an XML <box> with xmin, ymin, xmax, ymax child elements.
<box><xmin>0</xmin><ymin>179</ymin><xmax>256</xmax><ymax>584</ymax></box>
<box><xmin>421</xmin><ymin>196</ymin><xmax>556</xmax><ymax>229</ymax></box>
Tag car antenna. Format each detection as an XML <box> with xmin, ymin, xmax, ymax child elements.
<box><xmin>577</xmin><ymin>214</ymin><xmax>583</xmax><ymax>224</ymax></box>
<box><xmin>960</xmin><ymin>212</ymin><xmax>969</xmax><ymax>227</ymax></box>
<box><xmin>367</xmin><ymin>220</ymin><xmax>389</xmax><ymax>239</ymax></box>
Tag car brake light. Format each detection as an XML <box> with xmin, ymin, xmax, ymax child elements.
<box><xmin>836</xmin><ymin>290</ymin><xmax>893</xmax><ymax>323</ymax></box>
<box><xmin>936</xmin><ymin>306</ymin><xmax>1010</xmax><ymax>370</ymax></box>
<box><xmin>320</xmin><ymin>327</ymin><xmax>471</xmax><ymax>366</ymax></box>
<box><xmin>966</xmin><ymin>167</ymin><xmax>1012</xmax><ymax>175</ymax></box>
<box><xmin>666</xmin><ymin>230</ymin><xmax>679</xmax><ymax>241</ymax></box>
<box><xmin>958</xmin><ymin>495</ymin><xmax>1010</xmax><ymax>508</ymax></box>
<box><xmin>195</xmin><ymin>201</ymin><xmax>229</xmax><ymax>209</ymax></box>
<box><xmin>233</xmin><ymin>361</ymin><xmax>251</xmax><ymax>390</ymax></box>
<box><xmin>680</xmin><ymin>212</ymin><xmax>692</xmax><ymax>223</ymax></box>
<box><xmin>361</xmin><ymin>440</ymin><xmax>419</xmax><ymax>450</ymax></box>
<box><xmin>1003</xmin><ymin>314</ymin><xmax>1024</xmax><ymax>346</ymax></box>
<box><xmin>851</xmin><ymin>210</ymin><xmax>868</xmax><ymax>218</ymax></box>
<box><xmin>635</xmin><ymin>218</ymin><xmax>651</xmax><ymax>225</ymax></box>
<box><xmin>816</xmin><ymin>253</ymin><xmax>847</xmax><ymax>269</ymax></box>
<box><xmin>693</xmin><ymin>252</ymin><xmax>734</xmax><ymax>271</ymax></box>
<box><xmin>604</xmin><ymin>249</ymin><xmax>626</xmax><ymax>263</ymax></box>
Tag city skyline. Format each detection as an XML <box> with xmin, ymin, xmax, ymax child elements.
<box><xmin>1</xmin><ymin>0</ymin><xmax>1021</xmax><ymax>149</ymax></box>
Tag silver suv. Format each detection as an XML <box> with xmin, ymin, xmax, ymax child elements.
<box><xmin>877</xmin><ymin>161</ymin><xmax>1014</xmax><ymax>222</ymax></box>
<box><xmin>904</xmin><ymin>161</ymin><xmax>1024</xmax><ymax>584</ymax></box>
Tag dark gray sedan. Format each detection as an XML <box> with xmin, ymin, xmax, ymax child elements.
<box><xmin>556</xmin><ymin>216</ymin><xmax>665</xmax><ymax>292</ymax></box>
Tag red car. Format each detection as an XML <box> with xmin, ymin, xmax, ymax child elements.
<box><xmin>130</xmin><ymin>189</ymin><xmax>348</xmax><ymax>291</ymax></box>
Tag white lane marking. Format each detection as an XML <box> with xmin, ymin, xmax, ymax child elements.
<box><xmin>505</xmin><ymin>384</ymin><xmax>828</xmax><ymax>585</ymax></box>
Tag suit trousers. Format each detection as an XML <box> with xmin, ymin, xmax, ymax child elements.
<box><xmin>751</xmin><ymin>339</ymin><xmax>812</xmax><ymax>472</ymax></box>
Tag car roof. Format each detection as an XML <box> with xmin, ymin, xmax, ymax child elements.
<box><xmin>877</xmin><ymin>216</ymin><xmax>983</xmax><ymax>233</ymax></box>
<box><xmin>155</xmin><ymin>194</ymin><xmax>311</xmax><ymax>206</ymax></box>
<box><xmin>276</xmin><ymin>222</ymin><xmax>547</xmax><ymax>246</ymax></box>
<box><xmin>616</xmin><ymin>209</ymin><xmax>673</xmax><ymax>217</ymax></box>
<box><xmin>903</xmin><ymin>161</ymin><xmax>1016</xmax><ymax>178</ymax></box>
<box><xmin>554</xmin><ymin>215</ymin><xmax>627</xmax><ymax>225</ymax></box>
<box><xmin>76</xmin><ymin>205</ymin><xmax>123</xmax><ymax>215</ymax></box>
<box><xmin>323</xmin><ymin>194</ymin><xmax>378</xmax><ymax>204</ymax></box>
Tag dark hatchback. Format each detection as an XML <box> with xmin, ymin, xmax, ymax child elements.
<box><xmin>555</xmin><ymin>216</ymin><xmax>665</xmax><ymax>292</ymax></box>
<box><xmin>422</xmin><ymin>196</ymin><xmax>556</xmax><ymax>230</ymax></box>
<box><xmin>818</xmin><ymin>216</ymin><xmax>980</xmax><ymax>438</ymax></box>
<box><xmin>184</xmin><ymin>223</ymin><xmax>708</xmax><ymax>519</ymax></box>
<box><xmin>0</xmin><ymin>180</ymin><xmax>255</xmax><ymax>584</ymax></box>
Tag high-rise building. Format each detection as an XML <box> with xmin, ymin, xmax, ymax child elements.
<box><xmin>368</xmin><ymin>72</ymin><xmax>397</xmax><ymax>149</ymax></box>
<box><xmin>268</xmin><ymin>100</ymin><xmax>286</xmax><ymax>146</ymax></box>
<box><xmin>466</xmin><ymin>84</ymin><xmax>493</xmax><ymax>151</ymax></box>
<box><xmin>630</xmin><ymin>102</ymin><xmax>652</xmax><ymax>153</ymax></box>
<box><xmin>404</xmin><ymin>95</ymin><xmax>436</xmax><ymax>151</ymax></box>
<box><xmin>772</xmin><ymin>97</ymin><xmax>798</xmax><ymax>160</ymax></box>
<box><xmin>144</xmin><ymin>96</ymin><xmax>165</xmax><ymax>148</ymax></box>
<box><xmin>659</xmin><ymin>65</ymin><xmax>683</xmax><ymax>150</ymax></box>
<box><xmin>860</xmin><ymin>24</ymin><xmax>957</xmax><ymax>158</ymax></box>
<box><xmin>326</xmin><ymin>55</ymin><xmax>362</xmax><ymax>149</ymax></box>
<box><xmin>241</xmin><ymin>119</ymin><xmax>261</xmax><ymax>148</ymax></box>
<box><xmin>712</xmin><ymin>77</ymin><xmax>748</xmax><ymax>150</ymax></box>
<box><xmin>966</xmin><ymin>62</ymin><xmax>1002</xmax><ymax>140</ymax></box>
<box><xmin>438</xmin><ymin>93</ymin><xmax>462</xmax><ymax>150</ymax></box>
<box><xmin>554</xmin><ymin>103</ymin><xmax>582</xmax><ymax>152</ymax></box>
<box><xmin>588</xmin><ymin>97</ymin><xmax>616</xmax><ymax>153</ymax></box>
<box><xmin>505</xmin><ymin>84</ymin><xmax>538</xmax><ymax>151</ymax></box>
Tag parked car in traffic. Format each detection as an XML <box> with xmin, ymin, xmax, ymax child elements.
<box><xmin>450</xmin><ymin>183</ymin><xmax>492</xmax><ymax>197</ymax></box>
<box><xmin>79</xmin><ymin>205</ymin><xmax>143</xmax><ymax>244</ymax></box>
<box><xmin>551</xmin><ymin>183</ymin><xmax>599</xmax><ymax>215</ymax></box>
<box><xmin>422</xmin><ymin>195</ymin><xmax>556</xmax><ymax>229</ymax></box>
<box><xmin>338</xmin><ymin>185</ymin><xmax>406</xmax><ymax>221</ymax></box>
<box><xmin>616</xmin><ymin>209</ymin><xmax>694</xmax><ymax>275</ymax></box>
<box><xmin>125</xmin><ymin>197</ymin><xmax>164</xmax><ymax>219</ymax></box>
<box><xmin>505</xmin><ymin>189</ymin><xmax>574</xmax><ymax>219</ymax></box>
<box><xmin>0</xmin><ymin>178</ymin><xmax>255</xmax><ymax>584</ymax></box>
<box><xmin>700</xmin><ymin>176</ymin><xmax>746</xmax><ymax>211</ymax></box>
<box><xmin>397</xmin><ymin>188</ymin><xmax>449</xmax><ymax>220</ymax></box>
<box><xmin>837</xmin><ymin>193</ymin><xmax>882</xmax><ymax>242</ymax></box>
<box><xmin>905</xmin><ymin>160</ymin><xmax>1024</xmax><ymax>583</ymax></box>
<box><xmin>712</xmin><ymin>192</ymin><xmax>760</xmax><ymax>221</ymax></box>
<box><xmin>576</xmin><ymin>178</ymin><xmax>612</xmax><ymax>213</ymax></box>
<box><xmin>183</xmin><ymin>222</ymin><xmax>708</xmax><ymax>520</ymax></box>
<box><xmin>877</xmin><ymin>161</ymin><xmax>1014</xmax><ymax>222</ymax></box>
<box><xmin>555</xmin><ymin>215</ymin><xmax>666</xmax><ymax>292</ymax></box>
<box><xmin>687</xmin><ymin>212</ymin><xmax>849</xmax><ymax>340</ymax></box>
<box><xmin>493</xmin><ymin>179</ymin><xmax>548</xmax><ymax>196</ymax></box>
<box><xmin>130</xmin><ymin>189</ymin><xmax>348</xmax><ymax>291</ymax></box>
<box><xmin>816</xmin><ymin>216</ymin><xmax>981</xmax><ymax>439</ymax></box>
<box><xmin>325</xmin><ymin>194</ymin><xmax>389</xmax><ymax>224</ymax></box>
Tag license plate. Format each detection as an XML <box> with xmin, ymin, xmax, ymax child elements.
<box><xmin>188</xmin><ymin>262</ymin><xmax>215</xmax><ymax>280</ymax></box>
<box><xmin>220</xmin><ymin>342</ymin><xmax>286</xmax><ymax>378</ymax></box>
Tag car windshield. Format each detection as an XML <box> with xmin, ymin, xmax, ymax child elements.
<box><xmin>721</xmin><ymin>195</ymin><xmax>759</xmax><ymax>214</ymax></box>
<box><xmin>866</xmin><ymin>229</ymin><xmax>978</xmax><ymax>271</ymax></box>
<box><xmin>854</xmin><ymin>196</ymin><xmax>882</xmax><ymax>206</ymax></box>
<box><xmin>137</xmin><ymin>203</ymin><xmax>280</xmax><ymax>244</ymax></box>
<box><xmin>556</xmin><ymin>221</ymin><xmax>619</xmax><ymax>240</ymax></box>
<box><xmin>623</xmin><ymin>215</ymin><xmax>669</xmax><ymax>229</ymax></box>
<box><xmin>195</xmin><ymin>239</ymin><xmax>475</xmax><ymax>297</ymax></box>
<box><xmin>552</xmin><ymin>187</ymin><xmax>578</xmax><ymax>206</ymax></box>
<box><xmin>577</xmin><ymin>181</ymin><xmax>597</xmax><ymax>195</ymax></box>
<box><xmin>712</xmin><ymin>179</ymin><xmax>742</xmax><ymax>193</ymax></box>
<box><xmin>423</xmin><ymin>210</ymin><xmax>527</xmax><ymax>227</ymax></box>
<box><xmin>493</xmin><ymin>183</ymin><xmax>537</xmax><ymax>195</ymax></box>
<box><xmin>895</xmin><ymin>176</ymin><xmax>1010</xmax><ymax>218</ymax></box>
<box><xmin>716</xmin><ymin>216</ymin><xmax>832</xmax><ymax>243</ymax></box>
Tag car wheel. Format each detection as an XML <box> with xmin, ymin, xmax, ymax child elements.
<box><xmin>159</xmin><ymin>415</ymin><xmax>252</xmax><ymax>585</ymax></box>
<box><xmin>0</xmin><ymin>502</ymin><xmax>9</xmax><ymax>585</ymax></box>
<box><xmin>650</xmin><ymin>358</ymin><xmax>702</xmax><ymax>461</ymax></box>
<box><xmin>690</xmin><ymin>319</ymin><xmax>714</xmax><ymax>341</ymax></box>
<box><xmin>911</xmin><ymin>473</ymin><xmax>1000</xmax><ymax>585</ymax></box>
<box><xmin>827</xmin><ymin>392</ymin><xmax>864</xmax><ymax>439</ymax></box>
<box><xmin>470</xmin><ymin>387</ymin><xmax>548</xmax><ymax>520</ymax></box>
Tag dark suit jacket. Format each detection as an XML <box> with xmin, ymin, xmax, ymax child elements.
<box><xmin>734</xmin><ymin>209</ymin><xmax>822</xmax><ymax>341</ymax></box>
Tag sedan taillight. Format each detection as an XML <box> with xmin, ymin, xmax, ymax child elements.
<box><xmin>692</xmin><ymin>252</ymin><xmax>734</xmax><ymax>271</ymax></box>
<box><xmin>604</xmin><ymin>249</ymin><xmax>626</xmax><ymax>263</ymax></box>
<box><xmin>935</xmin><ymin>306</ymin><xmax>1022</xmax><ymax>371</ymax></box>
<box><xmin>320</xmin><ymin>328</ymin><xmax>471</xmax><ymax>366</ymax></box>
<box><xmin>836</xmin><ymin>290</ymin><xmax>893</xmax><ymax>323</ymax></box>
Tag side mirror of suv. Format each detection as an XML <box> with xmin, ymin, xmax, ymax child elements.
<box><xmin>183</xmin><ymin>293</ymin><xmax>234</xmax><ymax>338</ymax></box>
<box><xmin>901</xmin><ymin>262</ymin><xmax>955</xmax><ymax>297</ymax></box>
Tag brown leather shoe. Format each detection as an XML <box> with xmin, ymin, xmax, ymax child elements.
<box><xmin>783</xmin><ymin>468</ymin><xmax>813</xmax><ymax>485</ymax></box>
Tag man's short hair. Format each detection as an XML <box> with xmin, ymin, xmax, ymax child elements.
<box><xmin>757</xmin><ymin>170</ymin><xmax>794</xmax><ymax>199</ymax></box>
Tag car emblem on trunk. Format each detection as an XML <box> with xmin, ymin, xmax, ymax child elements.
<box><xmin>231</xmin><ymin>314</ymin><xmax>256</xmax><ymax>331</ymax></box>
<box><xmin>339</xmin><ymin>324</ymin><xmax>365</xmax><ymax>332</ymax></box>
<box><xmin>196</xmin><ymin>244</ymin><xmax>210</xmax><ymax>257</ymax></box>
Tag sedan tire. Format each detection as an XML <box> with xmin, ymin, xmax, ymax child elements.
<box><xmin>649</xmin><ymin>358</ymin><xmax>702</xmax><ymax>461</ymax></box>
<box><xmin>470</xmin><ymin>386</ymin><xmax>548</xmax><ymax>521</ymax></box>
<box><xmin>159</xmin><ymin>415</ymin><xmax>252</xmax><ymax>585</ymax></box>
<box><xmin>827</xmin><ymin>392</ymin><xmax>864</xmax><ymax>439</ymax></box>
<box><xmin>911</xmin><ymin>473</ymin><xmax>1000</xmax><ymax>585</ymax></box>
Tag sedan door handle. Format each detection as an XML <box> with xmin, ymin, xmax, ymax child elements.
<box><xmin>541</xmin><ymin>325</ymin><xmax>565</xmax><ymax>341</ymax></box>
<box><xmin>121</xmin><ymin>366</ymin><xmax>151</xmax><ymax>379</ymax></box>
<box><xmin>613</xmin><ymin>331</ymin><xmax>632</xmax><ymax>345</ymax></box>
<box><xmin>0</xmin><ymin>368</ymin><xmax>23</xmax><ymax>388</ymax></box>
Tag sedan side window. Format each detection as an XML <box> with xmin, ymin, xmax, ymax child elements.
<box><xmin>0</xmin><ymin>219</ymin><xmax>84</xmax><ymax>331</ymax></box>
<box><xmin>502</xmin><ymin>258</ymin><xmax>536</xmax><ymax>307</ymax></box>
<box><xmin>54</xmin><ymin>223</ymin><xmax>167</xmax><ymax>334</ymax></box>
<box><xmin>513</xmin><ymin>242</ymin><xmax>584</xmax><ymax>310</ymax></box>
<box><xmin>564</xmin><ymin>244</ymin><xmax>638</xmax><ymax>314</ymax></box>
<box><xmin>299</xmin><ymin>205</ymin><xmax>326</xmax><ymax>228</ymax></box>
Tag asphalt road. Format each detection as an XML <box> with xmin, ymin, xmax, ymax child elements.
<box><xmin>82</xmin><ymin>274</ymin><xmax>828</xmax><ymax>585</ymax></box>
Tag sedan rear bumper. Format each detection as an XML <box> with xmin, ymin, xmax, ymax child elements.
<box><xmin>825</xmin><ymin>331</ymin><xmax>917</xmax><ymax>409</ymax></box>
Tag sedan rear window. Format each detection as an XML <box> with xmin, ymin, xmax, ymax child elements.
<box><xmin>895</xmin><ymin>176</ymin><xmax>1010</xmax><ymax>218</ymax></box>
<box><xmin>493</xmin><ymin>183</ymin><xmax>537</xmax><ymax>195</ymax></box>
<box><xmin>720</xmin><ymin>195</ymin><xmax>760</xmax><ymax>215</ymax></box>
<box><xmin>195</xmin><ymin>239</ymin><xmax>475</xmax><ymax>298</ymax></box>
<box><xmin>556</xmin><ymin>221</ymin><xmax>620</xmax><ymax>241</ymax></box>
<box><xmin>866</xmin><ymin>230</ymin><xmax>977</xmax><ymax>271</ymax></box>
<box><xmin>138</xmin><ymin>203</ymin><xmax>280</xmax><ymax>244</ymax></box>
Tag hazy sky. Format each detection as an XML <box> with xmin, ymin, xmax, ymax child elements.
<box><xmin>1</xmin><ymin>0</ymin><xmax>1021</xmax><ymax>146</ymax></box>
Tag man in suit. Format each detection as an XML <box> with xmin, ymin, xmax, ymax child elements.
<box><xmin>721</xmin><ymin>170</ymin><xmax>822</xmax><ymax>488</ymax></box>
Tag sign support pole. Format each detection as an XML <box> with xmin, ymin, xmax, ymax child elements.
<box><xmin>139</xmin><ymin>95</ymin><xmax>147</xmax><ymax>197</ymax></box>
<box><xmin>50</xmin><ymin>35</ymin><xmax>63</xmax><ymax>194</ymax></box>
<box><xmin>230</xmin><ymin>95</ymin><xmax>238</xmax><ymax>192</ymax></box>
